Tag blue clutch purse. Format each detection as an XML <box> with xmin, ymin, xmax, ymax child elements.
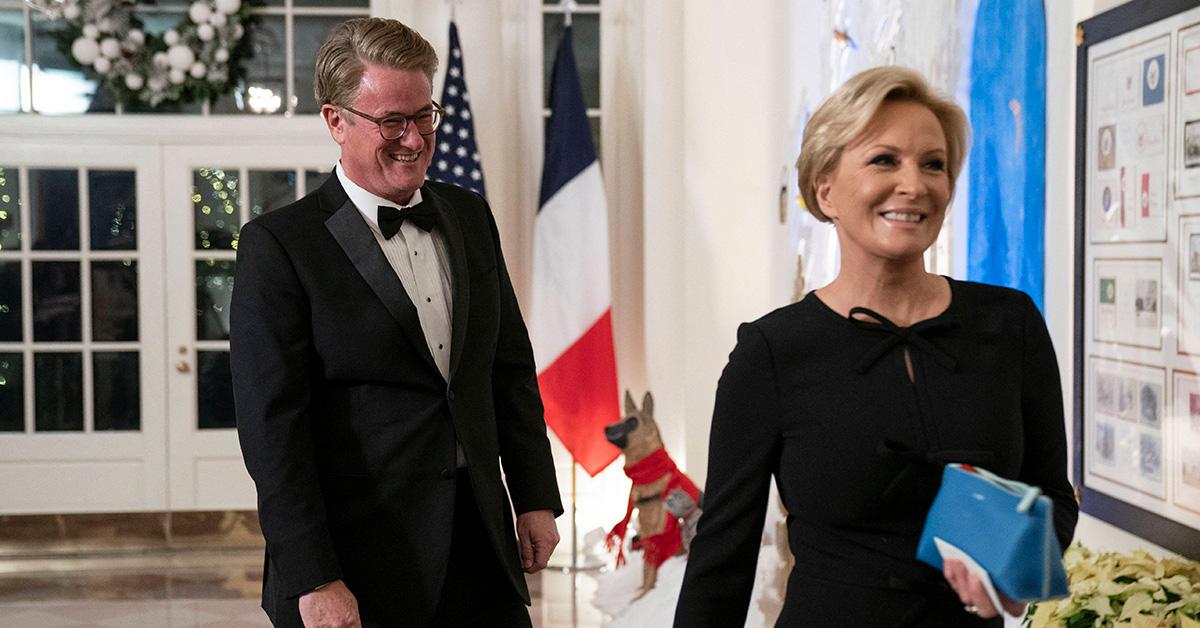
<box><xmin>916</xmin><ymin>463</ymin><xmax>1069</xmax><ymax>602</ymax></box>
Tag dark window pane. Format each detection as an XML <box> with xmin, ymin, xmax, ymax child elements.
<box><xmin>211</xmin><ymin>16</ymin><xmax>285</xmax><ymax>115</ymax></box>
<box><xmin>31</xmin><ymin>14</ymin><xmax>110</xmax><ymax>114</ymax></box>
<box><xmin>0</xmin><ymin>261</ymin><xmax>19</xmax><ymax>342</ymax></box>
<box><xmin>194</xmin><ymin>168</ymin><xmax>240</xmax><ymax>250</ymax></box>
<box><xmin>34</xmin><ymin>352</ymin><xmax>82</xmax><ymax>431</ymax></box>
<box><xmin>0</xmin><ymin>353</ymin><xmax>22</xmax><ymax>431</ymax></box>
<box><xmin>89</xmin><ymin>170</ymin><xmax>137</xmax><ymax>250</ymax></box>
<box><xmin>0</xmin><ymin>11</ymin><xmax>24</xmax><ymax>113</ymax></box>
<box><xmin>0</xmin><ymin>166</ymin><xmax>20</xmax><ymax>250</ymax></box>
<box><xmin>198</xmin><ymin>351</ymin><xmax>235</xmax><ymax>429</ymax></box>
<box><xmin>543</xmin><ymin>13</ymin><xmax>600</xmax><ymax>110</ymax></box>
<box><xmin>305</xmin><ymin>170</ymin><xmax>330</xmax><ymax>196</ymax></box>
<box><xmin>32</xmin><ymin>262</ymin><xmax>81</xmax><ymax>342</ymax></box>
<box><xmin>94</xmin><ymin>352</ymin><xmax>140</xmax><ymax>431</ymax></box>
<box><xmin>29</xmin><ymin>169</ymin><xmax>80</xmax><ymax>251</ymax></box>
<box><xmin>249</xmin><ymin>170</ymin><xmax>296</xmax><ymax>218</ymax></box>
<box><xmin>294</xmin><ymin>16</ymin><xmax>349</xmax><ymax>114</ymax></box>
<box><xmin>196</xmin><ymin>259</ymin><xmax>235</xmax><ymax>340</ymax></box>
<box><xmin>91</xmin><ymin>261</ymin><xmax>139</xmax><ymax>342</ymax></box>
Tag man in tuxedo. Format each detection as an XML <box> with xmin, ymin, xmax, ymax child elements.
<box><xmin>231</xmin><ymin>17</ymin><xmax>562</xmax><ymax>627</ymax></box>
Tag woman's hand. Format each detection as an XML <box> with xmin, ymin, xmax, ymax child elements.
<box><xmin>943</xmin><ymin>559</ymin><xmax>1027</xmax><ymax>619</ymax></box>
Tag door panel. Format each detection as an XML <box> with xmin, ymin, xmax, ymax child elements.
<box><xmin>163</xmin><ymin>145</ymin><xmax>336</xmax><ymax>510</ymax></box>
<box><xmin>0</xmin><ymin>146</ymin><xmax>167</xmax><ymax>514</ymax></box>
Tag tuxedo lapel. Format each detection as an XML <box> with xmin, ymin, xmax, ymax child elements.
<box><xmin>424</xmin><ymin>185</ymin><xmax>470</xmax><ymax>384</ymax></box>
<box><xmin>324</xmin><ymin>194</ymin><xmax>441</xmax><ymax>379</ymax></box>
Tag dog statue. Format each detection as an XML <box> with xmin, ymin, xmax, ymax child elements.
<box><xmin>605</xmin><ymin>390</ymin><xmax>702</xmax><ymax>596</ymax></box>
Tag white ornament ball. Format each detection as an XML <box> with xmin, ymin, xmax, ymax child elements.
<box><xmin>169</xmin><ymin>68</ymin><xmax>186</xmax><ymax>84</ymax></box>
<box><xmin>167</xmin><ymin>45</ymin><xmax>196</xmax><ymax>71</ymax></box>
<box><xmin>189</xmin><ymin>62</ymin><xmax>207</xmax><ymax>79</ymax></box>
<box><xmin>197</xmin><ymin>24</ymin><xmax>214</xmax><ymax>42</ymax></box>
<box><xmin>214</xmin><ymin>48</ymin><xmax>229</xmax><ymax>63</ymax></box>
<box><xmin>153</xmin><ymin>51</ymin><xmax>169</xmax><ymax>68</ymax></box>
<box><xmin>82</xmin><ymin>24</ymin><xmax>99</xmax><ymax>39</ymax></box>
<box><xmin>100</xmin><ymin>37</ymin><xmax>121</xmax><ymax>58</ymax></box>
<box><xmin>208</xmin><ymin>12</ymin><xmax>227</xmax><ymax>27</ymax></box>
<box><xmin>124</xmin><ymin>73</ymin><xmax>144</xmax><ymax>90</ymax></box>
<box><xmin>214</xmin><ymin>0</ymin><xmax>240</xmax><ymax>15</ymax></box>
<box><xmin>93</xmin><ymin>56</ymin><xmax>112</xmax><ymax>74</ymax></box>
<box><xmin>188</xmin><ymin>2</ymin><xmax>212</xmax><ymax>25</ymax></box>
<box><xmin>63</xmin><ymin>4</ymin><xmax>80</xmax><ymax>19</ymax></box>
<box><xmin>164</xmin><ymin>30</ymin><xmax>180</xmax><ymax>46</ymax></box>
<box><xmin>71</xmin><ymin>37</ymin><xmax>99</xmax><ymax>65</ymax></box>
<box><xmin>128</xmin><ymin>29</ymin><xmax>145</xmax><ymax>46</ymax></box>
<box><xmin>148</xmin><ymin>76</ymin><xmax>167</xmax><ymax>92</ymax></box>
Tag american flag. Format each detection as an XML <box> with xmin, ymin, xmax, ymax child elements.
<box><xmin>427</xmin><ymin>21</ymin><xmax>486</xmax><ymax>198</ymax></box>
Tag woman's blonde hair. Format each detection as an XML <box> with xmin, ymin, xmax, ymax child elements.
<box><xmin>796</xmin><ymin>65</ymin><xmax>970</xmax><ymax>222</ymax></box>
<box><xmin>314</xmin><ymin>17</ymin><xmax>438</xmax><ymax>107</ymax></box>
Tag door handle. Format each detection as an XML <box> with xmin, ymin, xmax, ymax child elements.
<box><xmin>176</xmin><ymin>360</ymin><xmax>191</xmax><ymax>374</ymax></box>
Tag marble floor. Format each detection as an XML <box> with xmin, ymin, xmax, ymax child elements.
<box><xmin>0</xmin><ymin>548</ymin><xmax>608</xmax><ymax>627</ymax></box>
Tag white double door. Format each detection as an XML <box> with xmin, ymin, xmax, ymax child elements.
<box><xmin>0</xmin><ymin>136</ymin><xmax>336</xmax><ymax>514</ymax></box>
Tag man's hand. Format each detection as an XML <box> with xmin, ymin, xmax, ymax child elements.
<box><xmin>943</xmin><ymin>559</ymin><xmax>1026</xmax><ymax>619</ymax></box>
<box><xmin>516</xmin><ymin>509</ymin><xmax>559</xmax><ymax>573</ymax></box>
<box><xmin>299</xmin><ymin>579</ymin><xmax>361</xmax><ymax>628</ymax></box>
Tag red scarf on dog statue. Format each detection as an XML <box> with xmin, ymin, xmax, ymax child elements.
<box><xmin>605</xmin><ymin>448</ymin><xmax>700</xmax><ymax>568</ymax></box>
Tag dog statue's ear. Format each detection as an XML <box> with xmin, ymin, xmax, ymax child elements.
<box><xmin>642</xmin><ymin>391</ymin><xmax>654</xmax><ymax>418</ymax></box>
<box><xmin>624</xmin><ymin>389</ymin><xmax>637</xmax><ymax>416</ymax></box>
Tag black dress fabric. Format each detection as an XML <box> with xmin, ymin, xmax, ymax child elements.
<box><xmin>674</xmin><ymin>278</ymin><xmax>1078</xmax><ymax>628</ymax></box>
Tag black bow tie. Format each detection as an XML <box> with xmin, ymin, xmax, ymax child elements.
<box><xmin>378</xmin><ymin>203</ymin><xmax>437</xmax><ymax>238</ymax></box>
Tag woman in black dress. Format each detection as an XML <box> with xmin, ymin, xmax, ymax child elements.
<box><xmin>673</xmin><ymin>66</ymin><xmax>1077</xmax><ymax>627</ymax></box>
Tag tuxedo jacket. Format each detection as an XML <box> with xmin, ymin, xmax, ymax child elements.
<box><xmin>230</xmin><ymin>175</ymin><xmax>562</xmax><ymax>625</ymax></box>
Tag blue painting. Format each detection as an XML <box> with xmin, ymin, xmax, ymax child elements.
<box><xmin>1143</xmin><ymin>54</ymin><xmax>1165</xmax><ymax>105</ymax></box>
<box><xmin>968</xmin><ymin>0</ymin><xmax>1047</xmax><ymax>310</ymax></box>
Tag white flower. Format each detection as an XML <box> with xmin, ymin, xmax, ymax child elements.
<box><xmin>164</xmin><ymin>29</ymin><xmax>180</xmax><ymax>46</ymax></box>
<box><xmin>128</xmin><ymin>29</ymin><xmax>145</xmax><ymax>46</ymax></box>
<box><xmin>97</xmin><ymin>18</ymin><xmax>112</xmax><ymax>32</ymax></box>
<box><xmin>215</xmin><ymin>0</ymin><xmax>241</xmax><ymax>15</ymax></box>
<box><xmin>100</xmin><ymin>37</ymin><xmax>121</xmax><ymax>58</ymax></box>
<box><xmin>197</xmin><ymin>24</ymin><xmax>215</xmax><ymax>42</ymax></box>
<box><xmin>71</xmin><ymin>37</ymin><xmax>99</xmax><ymax>65</ymax></box>
<box><xmin>169</xmin><ymin>68</ymin><xmax>186</xmax><ymax>84</ymax></box>
<box><xmin>167</xmin><ymin>45</ymin><xmax>196</xmax><ymax>71</ymax></box>
<box><xmin>189</xmin><ymin>2</ymin><xmax>212</xmax><ymax>25</ymax></box>
<box><xmin>153</xmin><ymin>52</ymin><xmax>169</xmax><ymax>68</ymax></box>
<box><xmin>189</xmin><ymin>62</ymin><xmax>207</xmax><ymax>79</ymax></box>
<box><xmin>93</xmin><ymin>56</ymin><xmax>112</xmax><ymax>74</ymax></box>
<box><xmin>63</xmin><ymin>4</ymin><xmax>80</xmax><ymax>20</ymax></box>
<box><xmin>148</xmin><ymin>76</ymin><xmax>167</xmax><ymax>92</ymax></box>
<box><xmin>208</xmin><ymin>12</ymin><xmax>227</xmax><ymax>27</ymax></box>
<box><xmin>124</xmin><ymin>73</ymin><xmax>144</xmax><ymax>90</ymax></box>
<box><xmin>82</xmin><ymin>24</ymin><xmax>99</xmax><ymax>39</ymax></box>
<box><xmin>214</xmin><ymin>48</ymin><xmax>230</xmax><ymax>63</ymax></box>
<box><xmin>232</xmin><ymin>23</ymin><xmax>243</xmax><ymax>39</ymax></box>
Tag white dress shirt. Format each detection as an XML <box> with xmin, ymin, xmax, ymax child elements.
<box><xmin>336</xmin><ymin>164</ymin><xmax>464</xmax><ymax>466</ymax></box>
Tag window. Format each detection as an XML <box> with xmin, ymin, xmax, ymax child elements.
<box><xmin>542</xmin><ymin>0</ymin><xmax>601</xmax><ymax>155</ymax></box>
<box><xmin>1</xmin><ymin>0</ymin><xmax>368</xmax><ymax>115</ymax></box>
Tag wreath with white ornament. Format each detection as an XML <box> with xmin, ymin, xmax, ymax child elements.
<box><xmin>50</xmin><ymin>0</ymin><xmax>255</xmax><ymax>109</ymax></box>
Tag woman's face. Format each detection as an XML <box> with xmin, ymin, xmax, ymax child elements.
<box><xmin>816</xmin><ymin>100</ymin><xmax>950</xmax><ymax>266</ymax></box>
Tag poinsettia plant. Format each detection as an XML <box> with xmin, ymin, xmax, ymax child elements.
<box><xmin>1026</xmin><ymin>544</ymin><xmax>1200</xmax><ymax>628</ymax></box>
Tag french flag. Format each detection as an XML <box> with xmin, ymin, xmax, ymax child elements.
<box><xmin>530</xmin><ymin>26</ymin><xmax>620</xmax><ymax>477</ymax></box>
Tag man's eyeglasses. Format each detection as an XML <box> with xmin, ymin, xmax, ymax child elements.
<box><xmin>341</xmin><ymin>102</ymin><xmax>444</xmax><ymax>141</ymax></box>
